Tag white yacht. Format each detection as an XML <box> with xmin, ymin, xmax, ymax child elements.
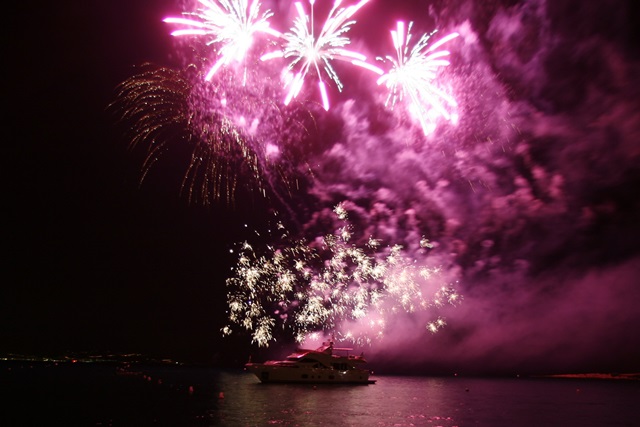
<box><xmin>245</xmin><ymin>341</ymin><xmax>375</xmax><ymax>384</ymax></box>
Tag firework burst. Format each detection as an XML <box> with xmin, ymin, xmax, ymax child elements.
<box><xmin>261</xmin><ymin>0</ymin><xmax>382</xmax><ymax>111</ymax></box>
<box><xmin>377</xmin><ymin>21</ymin><xmax>459</xmax><ymax>135</ymax></box>
<box><xmin>223</xmin><ymin>203</ymin><xmax>461</xmax><ymax>347</ymax></box>
<box><xmin>109</xmin><ymin>63</ymin><xmax>311</xmax><ymax>206</ymax></box>
<box><xmin>163</xmin><ymin>0</ymin><xmax>281</xmax><ymax>82</ymax></box>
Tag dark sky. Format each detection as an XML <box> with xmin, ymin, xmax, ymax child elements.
<box><xmin>5</xmin><ymin>0</ymin><xmax>640</xmax><ymax>376</ymax></box>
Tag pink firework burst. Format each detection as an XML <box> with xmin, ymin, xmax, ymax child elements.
<box><xmin>164</xmin><ymin>0</ymin><xmax>281</xmax><ymax>82</ymax></box>
<box><xmin>377</xmin><ymin>21</ymin><xmax>459</xmax><ymax>135</ymax></box>
<box><xmin>261</xmin><ymin>0</ymin><xmax>382</xmax><ymax>111</ymax></box>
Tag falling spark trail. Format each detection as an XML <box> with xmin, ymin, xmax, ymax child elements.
<box><xmin>109</xmin><ymin>63</ymin><xmax>311</xmax><ymax>207</ymax></box>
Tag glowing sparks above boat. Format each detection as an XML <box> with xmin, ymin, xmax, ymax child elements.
<box><xmin>164</xmin><ymin>0</ymin><xmax>281</xmax><ymax>81</ymax></box>
<box><xmin>222</xmin><ymin>204</ymin><xmax>461</xmax><ymax>347</ymax></box>
<box><xmin>377</xmin><ymin>21</ymin><xmax>459</xmax><ymax>134</ymax></box>
<box><xmin>261</xmin><ymin>0</ymin><xmax>382</xmax><ymax>110</ymax></box>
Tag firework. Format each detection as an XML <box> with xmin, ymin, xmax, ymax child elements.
<box><xmin>223</xmin><ymin>204</ymin><xmax>461</xmax><ymax>347</ymax></box>
<box><xmin>109</xmin><ymin>64</ymin><xmax>194</xmax><ymax>181</ymax></box>
<box><xmin>109</xmin><ymin>63</ymin><xmax>310</xmax><ymax>206</ymax></box>
<box><xmin>163</xmin><ymin>0</ymin><xmax>281</xmax><ymax>82</ymax></box>
<box><xmin>377</xmin><ymin>21</ymin><xmax>459</xmax><ymax>134</ymax></box>
<box><xmin>260</xmin><ymin>0</ymin><xmax>382</xmax><ymax>111</ymax></box>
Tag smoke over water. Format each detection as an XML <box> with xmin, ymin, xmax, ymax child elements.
<box><xmin>121</xmin><ymin>0</ymin><xmax>640</xmax><ymax>374</ymax></box>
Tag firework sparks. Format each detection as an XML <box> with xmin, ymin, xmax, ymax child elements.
<box><xmin>108</xmin><ymin>64</ymin><xmax>258</xmax><ymax>204</ymax></box>
<box><xmin>163</xmin><ymin>0</ymin><xmax>281</xmax><ymax>82</ymax></box>
<box><xmin>377</xmin><ymin>21</ymin><xmax>459</xmax><ymax>134</ymax></box>
<box><xmin>223</xmin><ymin>204</ymin><xmax>461</xmax><ymax>347</ymax></box>
<box><xmin>261</xmin><ymin>0</ymin><xmax>382</xmax><ymax>110</ymax></box>
<box><xmin>109</xmin><ymin>63</ymin><xmax>309</xmax><ymax>206</ymax></box>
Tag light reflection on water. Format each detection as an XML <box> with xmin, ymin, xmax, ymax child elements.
<box><xmin>213</xmin><ymin>370</ymin><xmax>639</xmax><ymax>426</ymax></box>
<box><xmin>217</xmin><ymin>373</ymin><xmax>459</xmax><ymax>426</ymax></box>
<box><xmin>2</xmin><ymin>363</ymin><xmax>638</xmax><ymax>426</ymax></box>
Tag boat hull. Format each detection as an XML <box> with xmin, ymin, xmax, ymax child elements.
<box><xmin>245</xmin><ymin>363</ymin><xmax>375</xmax><ymax>384</ymax></box>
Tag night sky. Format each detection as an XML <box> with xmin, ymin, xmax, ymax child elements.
<box><xmin>5</xmin><ymin>0</ymin><xmax>640</xmax><ymax>376</ymax></box>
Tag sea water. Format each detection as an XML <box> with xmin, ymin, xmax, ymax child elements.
<box><xmin>2</xmin><ymin>362</ymin><xmax>638</xmax><ymax>426</ymax></box>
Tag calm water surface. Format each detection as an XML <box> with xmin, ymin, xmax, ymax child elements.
<box><xmin>2</xmin><ymin>362</ymin><xmax>638</xmax><ymax>426</ymax></box>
